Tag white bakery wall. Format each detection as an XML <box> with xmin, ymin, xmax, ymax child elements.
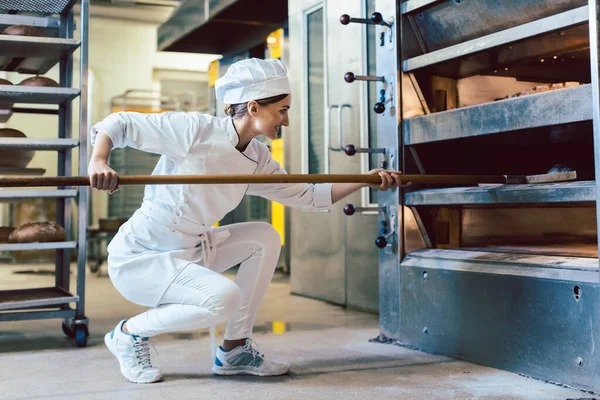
<box><xmin>0</xmin><ymin>5</ymin><xmax>218</xmax><ymax>233</ymax></box>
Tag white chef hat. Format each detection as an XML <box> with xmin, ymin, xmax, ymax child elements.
<box><xmin>215</xmin><ymin>58</ymin><xmax>291</xmax><ymax>104</ymax></box>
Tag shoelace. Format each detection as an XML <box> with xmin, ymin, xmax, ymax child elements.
<box><xmin>242</xmin><ymin>339</ymin><xmax>265</xmax><ymax>363</ymax></box>
<box><xmin>133</xmin><ymin>337</ymin><xmax>154</xmax><ymax>369</ymax></box>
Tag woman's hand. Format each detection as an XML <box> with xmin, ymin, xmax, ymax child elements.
<box><xmin>88</xmin><ymin>158</ymin><xmax>119</xmax><ymax>194</ymax></box>
<box><xmin>367</xmin><ymin>169</ymin><xmax>411</xmax><ymax>191</ymax></box>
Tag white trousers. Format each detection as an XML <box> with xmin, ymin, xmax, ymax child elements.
<box><xmin>125</xmin><ymin>221</ymin><xmax>281</xmax><ymax>340</ymax></box>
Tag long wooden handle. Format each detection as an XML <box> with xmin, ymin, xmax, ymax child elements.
<box><xmin>0</xmin><ymin>173</ymin><xmax>508</xmax><ymax>188</ymax></box>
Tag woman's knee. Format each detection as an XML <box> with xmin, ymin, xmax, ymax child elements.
<box><xmin>208</xmin><ymin>278</ymin><xmax>242</xmax><ymax>317</ymax></box>
<box><xmin>252</xmin><ymin>222</ymin><xmax>281</xmax><ymax>249</ymax></box>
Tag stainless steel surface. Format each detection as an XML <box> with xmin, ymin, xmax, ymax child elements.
<box><xmin>0</xmin><ymin>86</ymin><xmax>80</xmax><ymax>105</ymax></box>
<box><xmin>158</xmin><ymin>0</ymin><xmax>286</xmax><ymax>56</ymax></box>
<box><xmin>325</xmin><ymin>104</ymin><xmax>339</xmax><ymax>155</ymax></box>
<box><xmin>399</xmin><ymin>256</ymin><xmax>600</xmax><ymax>392</ymax></box>
<box><xmin>403</xmin><ymin>0</ymin><xmax>586</xmax><ymax>53</ymax></box>
<box><xmin>404</xmin><ymin>249</ymin><xmax>600</xmax><ymax>282</ymax></box>
<box><xmin>330</xmin><ymin>0</ymin><xmax>380</xmax><ymax>313</ymax></box>
<box><xmin>406</xmin><ymin>181</ymin><xmax>596</xmax><ymax>205</ymax></box>
<box><xmin>346</xmin><ymin>210</ymin><xmax>380</xmax><ymax>312</ymax></box>
<box><xmin>337</xmin><ymin>103</ymin><xmax>351</xmax><ymax>152</ymax></box>
<box><xmin>403</xmin><ymin>6</ymin><xmax>588</xmax><ymax>74</ymax></box>
<box><xmin>0</xmin><ymin>242</ymin><xmax>77</xmax><ymax>251</ymax></box>
<box><xmin>401</xmin><ymin>0</ymin><xmax>441</xmax><ymax>14</ymax></box>
<box><xmin>405</xmin><ymin>84</ymin><xmax>591</xmax><ymax>145</ymax></box>
<box><xmin>0</xmin><ymin>36</ymin><xmax>80</xmax><ymax>75</ymax></box>
<box><xmin>590</xmin><ymin>0</ymin><xmax>600</xmax><ymax>279</ymax></box>
<box><xmin>157</xmin><ymin>0</ymin><xmax>206</xmax><ymax>52</ymax></box>
<box><xmin>0</xmin><ymin>138</ymin><xmax>79</xmax><ymax>150</ymax></box>
<box><xmin>0</xmin><ymin>189</ymin><xmax>78</xmax><ymax>201</ymax></box>
<box><xmin>338</xmin><ymin>0</ymin><xmax>386</xmax><ymax>312</ymax></box>
<box><xmin>289</xmin><ymin>0</ymin><xmax>346</xmax><ymax>306</ymax></box>
<box><xmin>288</xmin><ymin>0</ymin><xmax>380</xmax><ymax>311</ymax></box>
<box><xmin>0</xmin><ymin>308</ymin><xmax>76</xmax><ymax>322</ymax></box>
<box><xmin>375</xmin><ymin>0</ymin><xmax>402</xmax><ymax>337</ymax></box>
<box><xmin>0</xmin><ymin>287</ymin><xmax>78</xmax><ymax>311</ymax></box>
<box><xmin>0</xmin><ymin>0</ymin><xmax>74</xmax><ymax>13</ymax></box>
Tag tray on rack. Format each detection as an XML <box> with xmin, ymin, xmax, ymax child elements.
<box><xmin>0</xmin><ymin>287</ymin><xmax>78</xmax><ymax>312</ymax></box>
<box><xmin>0</xmin><ymin>138</ymin><xmax>78</xmax><ymax>150</ymax></box>
<box><xmin>0</xmin><ymin>241</ymin><xmax>77</xmax><ymax>251</ymax></box>
<box><xmin>403</xmin><ymin>6</ymin><xmax>589</xmax><ymax>81</ymax></box>
<box><xmin>404</xmin><ymin>84</ymin><xmax>591</xmax><ymax>145</ymax></box>
<box><xmin>0</xmin><ymin>167</ymin><xmax>46</xmax><ymax>176</ymax></box>
<box><xmin>0</xmin><ymin>0</ymin><xmax>75</xmax><ymax>14</ymax></box>
<box><xmin>0</xmin><ymin>85</ymin><xmax>80</xmax><ymax>105</ymax></box>
<box><xmin>0</xmin><ymin>189</ymin><xmax>77</xmax><ymax>201</ymax></box>
<box><xmin>0</xmin><ymin>35</ymin><xmax>80</xmax><ymax>75</ymax></box>
<box><xmin>405</xmin><ymin>181</ymin><xmax>596</xmax><ymax>206</ymax></box>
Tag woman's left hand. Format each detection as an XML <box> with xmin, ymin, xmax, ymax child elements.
<box><xmin>366</xmin><ymin>169</ymin><xmax>411</xmax><ymax>191</ymax></box>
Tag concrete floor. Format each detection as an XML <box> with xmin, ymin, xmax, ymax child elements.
<box><xmin>0</xmin><ymin>263</ymin><xmax>595</xmax><ymax>400</ymax></box>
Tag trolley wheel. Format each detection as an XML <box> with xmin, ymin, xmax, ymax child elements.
<box><xmin>75</xmin><ymin>326</ymin><xmax>88</xmax><ymax>348</ymax></box>
<box><xmin>62</xmin><ymin>321</ymin><xmax>75</xmax><ymax>338</ymax></box>
<box><xmin>89</xmin><ymin>260</ymin><xmax>100</xmax><ymax>274</ymax></box>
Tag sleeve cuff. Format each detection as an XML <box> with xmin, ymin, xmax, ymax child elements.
<box><xmin>313</xmin><ymin>183</ymin><xmax>333</xmax><ymax>210</ymax></box>
<box><xmin>90</xmin><ymin>114</ymin><xmax>124</xmax><ymax>148</ymax></box>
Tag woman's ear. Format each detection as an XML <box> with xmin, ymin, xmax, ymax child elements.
<box><xmin>247</xmin><ymin>100</ymin><xmax>259</xmax><ymax>116</ymax></box>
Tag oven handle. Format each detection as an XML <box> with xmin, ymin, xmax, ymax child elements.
<box><xmin>336</xmin><ymin>104</ymin><xmax>352</xmax><ymax>152</ymax></box>
<box><xmin>326</xmin><ymin>104</ymin><xmax>340</xmax><ymax>153</ymax></box>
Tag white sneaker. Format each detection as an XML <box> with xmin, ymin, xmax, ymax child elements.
<box><xmin>104</xmin><ymin>320</ymin><xmax>163</xmax><ymax>384</ymax></box>
<box><xmin>212</xmin><ymin>339</ymin><xmax>291</xmax><ymax>376</ymax></box>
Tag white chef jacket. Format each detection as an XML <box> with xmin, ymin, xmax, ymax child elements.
<box><xmin>90</xmin><ymin>112</ymin><xmax>333</xmax><ymax>306</ymax></box>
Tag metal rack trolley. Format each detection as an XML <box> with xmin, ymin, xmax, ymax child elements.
<box><xmin>0</xmin><ymin>0</ymin><xmax>90</xmax><ymax>347</ymax></box>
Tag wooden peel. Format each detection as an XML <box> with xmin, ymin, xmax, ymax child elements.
<box><xmin>0</xmin><ymin>171</ymin><xmax>577</xmax><ymax>188</ymax></box>
<box><xmin>0</xmin><ymin>173</ymin><xmax>516</xmax><ymax>188</ymax></box>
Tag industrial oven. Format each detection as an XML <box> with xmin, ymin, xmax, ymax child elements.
<box><xmin>288</xmin><ymin>0</ymin><xmax>600</xmax><ymax>392</ymax></box>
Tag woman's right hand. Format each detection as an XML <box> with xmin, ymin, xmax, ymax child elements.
<box><xmin>88</xmin><ymin>158</ymin><xmax>119</xmax><ymax>194</ymax></box>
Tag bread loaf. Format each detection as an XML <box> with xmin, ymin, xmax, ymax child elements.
<box><xmin>0</xmin><ymin>227</ymin><xmax>15</xmax><ymax>243</ymax></box>
<box><xmin>2</xmin><ymin>25</ymin><xmax>43</xmax><ymax>37</ymax></box>
<box><xmin>0</xmin><ymin>78</ymin><xmax>12</xmax><ymax>85</ymax></box>
<box><xmin>0</xmin><ymin>128</ymin><xmax>35</xmax><ymax>168</ymax></box>
<box><xmin>19</xmin><ymin>76</ymin><xmax>59</xmax><ymax>87</ymax></box>
<box><xmin>9</xmin><ymin>222</ymin><xmax>67</xmax><ymax>243</ymax></box>
<box><xmin>503</xmin><ymin>82</ymin><xmax>581</xmax><ymax>100</ymax></box>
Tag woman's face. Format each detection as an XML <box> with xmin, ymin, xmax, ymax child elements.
<box><xmin>250</xmin><ymin>94</ymin><xmax>291</xmax><ymax>140</ymax></box>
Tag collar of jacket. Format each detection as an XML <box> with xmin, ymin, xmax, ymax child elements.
<box><xmin>223</xmin><ymin>116</ymin><xmax>260</xmax><ymax>164</ymax></box>
<box><xmin>226</xmin><ymin>116</ymin><xmax>241</xmax><ymax>148</ymax></box>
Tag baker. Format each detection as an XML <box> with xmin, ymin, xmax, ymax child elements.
<box><xmin>88</xmin><ymin>58</ymin><xmax>405</xmax><ymax>384</ymax></box>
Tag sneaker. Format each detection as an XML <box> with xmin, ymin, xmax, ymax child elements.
<box><xmin>212</xmin><ymin>339</ymin><xmax>291</xmax><ymax>376</ymax></box>
<box><xmin>104</xmin><ymin>320</ymin><xmax>163</xmax><ymax>384</ymax></box>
